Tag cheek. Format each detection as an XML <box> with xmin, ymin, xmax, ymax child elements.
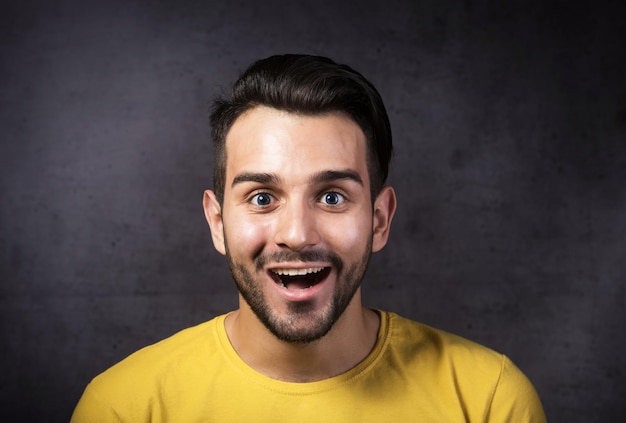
<box><xmin>322</xmin><ymin>214</ymin><xmax>372</xmax><ymax>252</ymax></box>
<box><xmin>224</xmin><ymin>215</ymin><xmax>270</xmax><ymax>254</ymax></box>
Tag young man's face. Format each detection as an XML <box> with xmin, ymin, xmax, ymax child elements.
<box><xmin>204</xmin><ymin>106</ymin><xmax>395</xmax><ymax>343</ymax></box>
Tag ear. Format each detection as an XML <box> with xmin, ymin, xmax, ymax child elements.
<box><xmin>203</xmin><ymin>190</ymin><xmax>226</xmax><ymax>255</ymax></box>
<box><xmin>371</xmin><ymin>186</ymin><xmax>397</xmax><ymax>253</ymax></box>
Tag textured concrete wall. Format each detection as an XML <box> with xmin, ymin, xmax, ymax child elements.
<box><xmin>1</xmin><ymin>0</ymin><xmax>624</xmax><ymax>421</ymax></box>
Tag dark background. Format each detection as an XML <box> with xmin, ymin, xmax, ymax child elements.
<box><xmin>1</xmin><ymin>0</ymin><xmax>625</xmax><ymax>421</ymax></box>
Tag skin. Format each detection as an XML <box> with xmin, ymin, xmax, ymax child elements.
<box><xmin>203</xmin><ymin>106</ymin><xmax>396</xmax><ymax>382</ymax></box>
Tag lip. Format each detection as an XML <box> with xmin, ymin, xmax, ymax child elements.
<box><xmin>266</xmin><ymin>263</ymin><xmax>333</xmax><ymax>302</ymax></box>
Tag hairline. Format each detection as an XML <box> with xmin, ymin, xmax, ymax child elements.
<box><xmin>218</xmin><ymin>105</ymin><xmax>381</xmax><ymax>205</ymax></box>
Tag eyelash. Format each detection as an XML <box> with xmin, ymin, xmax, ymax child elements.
<box><xmin>319</xmin><ymin>191</ymin><xmax>346</xmax><ymax>206</ymax></box>
<box><xmin>247</xmin><ymin>191</ymin><xmax>347</xmax><ymax>208</ymax></box>
<box><xmin>249</xmin><ymin>192</ymin><xmax>274</xmax><ymax>207</ymax></box>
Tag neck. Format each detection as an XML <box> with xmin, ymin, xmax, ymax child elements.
<box><xmin>224</xmin><ymin>293</ymin><xmax>380</xmax><ymax>382</ymax></box>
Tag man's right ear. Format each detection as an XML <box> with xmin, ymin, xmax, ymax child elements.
<box><xmin>203</xmin><ymin>190</ymin><xmax>226</xmax><ymax>256</ymax></box>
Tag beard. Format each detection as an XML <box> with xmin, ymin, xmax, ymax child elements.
<box><xmin>224</xmin><ymin>238</ymin><xmax>373</xmax><ymax>344</ymax></box>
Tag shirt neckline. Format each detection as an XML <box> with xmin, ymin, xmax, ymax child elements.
<box><xmin>214</xmin><ymin>309</ymin><xmax>391</xmax><ymax>395</ymax></box>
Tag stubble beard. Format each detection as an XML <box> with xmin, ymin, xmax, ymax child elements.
<box><xmin>224</xmin><ymin>238</ymin><xmax>373</xmax><ymax>344</ymax></box>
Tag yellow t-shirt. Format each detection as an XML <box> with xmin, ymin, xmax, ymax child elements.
<box><xmin>71</xmin><ymin>311</ymin><xmax>546</xmax><ymax>422</ymax></box>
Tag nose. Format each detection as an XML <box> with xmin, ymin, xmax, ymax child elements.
<box><xmin>273</xmin><ymin>199</ymin><xmax>321</xmax><ymax>251</ymax></box>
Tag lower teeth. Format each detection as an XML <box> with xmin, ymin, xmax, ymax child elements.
<box><xmin>279</xmin><ymin>281</ymin><xmax>313</xmax><ymax>290</ymax></box>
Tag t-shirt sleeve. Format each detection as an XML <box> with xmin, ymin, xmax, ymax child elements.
<box><xmin>70</xmin><ymin>384</ymin><xmax>123</xmax><ymax>423</ymax></box>
<box><xmin>486</xmin><ymin>355</ymin><xmax>547</xmax><ymax>423</ymax></box>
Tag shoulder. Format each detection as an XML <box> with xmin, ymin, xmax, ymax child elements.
<box><xmin>378</xmin><ymin>311</ymin><xmax>547</xmax><ymax>422</ymax></box>
<box><xmin>97</xmin><ymin>316</ymin><xmax>222</xmax><ymax>382</ymax></box>
<box><xmin>71</xmin><ymin>315</ymin><xmax>228</xmax><ymax>422</ymax></box>
<box><xmin>384</xmin><ymin>311</ymin><xmax>503</xmax><ymax>364</ymax></box>
<box><xmin>377</xmin><ymin>310</ymin><xmax>507</xmax><ymax>391</ymax></box>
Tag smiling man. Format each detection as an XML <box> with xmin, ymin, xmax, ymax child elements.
<box><xmin>71</xmin><ymin>55</ymin><xmax>546</xmax><ymax>422</ymax></box>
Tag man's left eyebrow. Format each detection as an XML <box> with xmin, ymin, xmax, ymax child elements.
<box><xmin>309</xmin><ymin>170</ymin><xmax>364</xmax><ymax>186</ymax></box>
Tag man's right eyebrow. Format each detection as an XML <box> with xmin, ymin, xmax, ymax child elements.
<box><xmin>231</xmin><ymin>172</ymin><xmax>280</xmax><ymax>187</ymax></box>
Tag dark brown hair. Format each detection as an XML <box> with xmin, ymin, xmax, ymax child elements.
<box><xmin>210</xmin><ymin>54</ymin><xmax>392</xmax><ymax>203</ymax></box>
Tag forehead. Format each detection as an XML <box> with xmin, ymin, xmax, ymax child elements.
<box><xmin>224</xmin><ymin>107</ymin><xmax>369</xmax><ymax>185</ymax></box>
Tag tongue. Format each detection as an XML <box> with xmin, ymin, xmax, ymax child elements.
<box><xmin>283</xmin><ymin>276</ymin><xmax>315</xmax><ymax>290</ymax></box>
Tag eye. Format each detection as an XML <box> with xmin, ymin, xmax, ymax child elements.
<box><xmin>251</xmin><ymin>193</ymin><xmax>273</xmax><ymax>207</ymax></box>
<box><xmin>320</xmin><ymin>192</ymin><xmax>344</xmax><ymax>206</ymax></box>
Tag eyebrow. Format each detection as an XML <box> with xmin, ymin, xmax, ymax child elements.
<box><xmin>231</xmin><ymin>169</ymin><xmax>363</xmax><ymax>188</ymax></box>
<box><xmin>308</xmin><ymin>170</ymin><xmax>363</xmax><ymax>186</ymax></box>
<box><xmin>232</xmin><ymin>172</ymin><xmax>280</xmax><ymax>187</ymax></box>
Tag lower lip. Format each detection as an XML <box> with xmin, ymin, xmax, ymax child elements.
<box><xmin>269</xmin><ymin>273</ymin><xmax>331</xmax><ymax>302</ymax></box>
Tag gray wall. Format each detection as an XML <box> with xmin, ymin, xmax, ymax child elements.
<box><xmin>1</xmin><ymin>0</ymin><xmax>625</xmax><ymax>421</ymax></box>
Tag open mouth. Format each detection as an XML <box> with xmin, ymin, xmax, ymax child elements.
<box><xmin>270</xmin><ymin>267</ymin><xmax>331</xmax><ymax>290</ymax></box>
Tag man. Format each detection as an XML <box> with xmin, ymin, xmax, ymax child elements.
<box><xmin>72</xmin><ymin>54</ymin><xmax>546</xmax><ymax>422</ymax></box>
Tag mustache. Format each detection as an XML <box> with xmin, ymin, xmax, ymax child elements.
<box><xmin>255</xmin><ymin>250</ymin><xmax>342</xmax><ymax>271</ymax></box>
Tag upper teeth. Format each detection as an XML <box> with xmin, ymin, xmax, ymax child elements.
<box><xmin>273</xmin><ymin>267</ymin><xmax>324</xmax><ymax>276</ymax></box>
